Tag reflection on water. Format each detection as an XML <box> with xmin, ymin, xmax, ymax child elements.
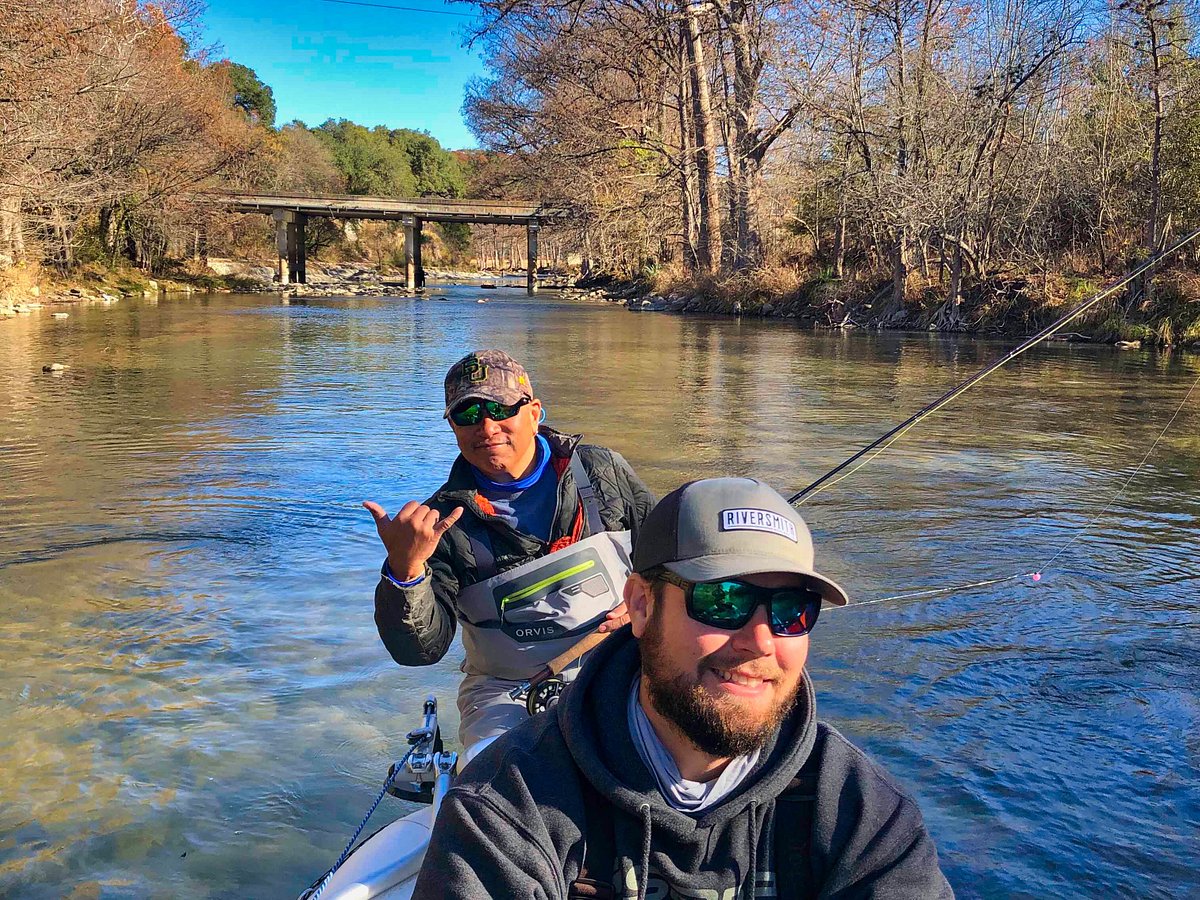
<box><xmin>1</xmin><ymin>288</ymin><xmax>1197</xmax><ymax>897</ymax></box>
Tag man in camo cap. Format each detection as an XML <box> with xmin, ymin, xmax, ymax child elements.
<box><xmin>363</xmin><ymin>350</ymin><xmax>655</xmax><ymax>760</ymax></box>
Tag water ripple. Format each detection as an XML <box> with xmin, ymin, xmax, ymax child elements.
<box><xmin>0</xmin><ymin>291</ymin><xmax>1197</xmax><ymax>898</ymax></box>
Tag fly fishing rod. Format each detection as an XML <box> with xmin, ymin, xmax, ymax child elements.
<box><xmin>790</xmin><ymin>225</ymin><xmax>1200</xmax><ymax>506</ymax></box>
<box><xmin>539</xmin><ymin>230</ymin><xmax>1200</xmax><ymax>672</ymax></box>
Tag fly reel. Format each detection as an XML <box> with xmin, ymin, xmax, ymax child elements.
<box><xmin>525</xmin><ymin>676</ymin><xmax>567</xmax><ymax>715</ymax></box>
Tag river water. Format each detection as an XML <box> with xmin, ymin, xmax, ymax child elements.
<box><xmin>1</xmin><ymin>284</ymin><xmax>1197</xmax><ymax>898</ymax></box>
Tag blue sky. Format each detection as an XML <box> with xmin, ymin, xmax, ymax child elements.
<box><xmin>201</xmin><ymin>0</ymin><xmax>486</xmax><ymax>149</ymax></box>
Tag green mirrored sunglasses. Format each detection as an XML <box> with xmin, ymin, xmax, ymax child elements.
<box><xmin>656</xmin><ymin>570</ymin><xmax>822</xmax><ymax>637</ymax></box>
<box><xmin>449</xmin><ymin>398</ymin><xmax>529</xmax><ymax>427</ymax></box>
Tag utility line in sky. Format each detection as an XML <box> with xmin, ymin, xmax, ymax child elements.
<box><xmin>319</xmin><ymin>0</ymin><xmax>477</xmax><ymax>16</ymax></box>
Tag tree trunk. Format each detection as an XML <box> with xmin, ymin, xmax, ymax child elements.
<box><xmin>725</xmin><ymin>1</ymin><xmax>762</xmax><ymax>270</ymax></box>
<box><xmin>0</xmin><ymin>197</ymin><xmax>24</xmax><ymax>264</ymax></box>
<box><xmin>677</xmin><ymin>39</ymin><xmax>699</xmax><ymax>274</ymax></box>
<box><xmin>891</xmin><ymin>231</ymin><xmax>908</xmax><ymax>309</ymax></box>
<box><xmin>682</xmin><ymin>0</ymin><xmax>721</xmax><ymax>274</ymax></box>
<box><xmin>53</xmin><ymin>210</ymin><xmax>74</xmax><ymax>271</ymax></box>
<box><xmin>949</xmin><ymin>240</ymin><xmax>963</xmax><ymax>308</ymax></box>
<box><xmin>1146</xmin><ymin>15</ymin><xmax>1164</xmax><ymax>262</ymax></box>
<box><xmin>832</xmin><ymin>217</ymin><xmax>846</xmax><ymax>279</ymax></box>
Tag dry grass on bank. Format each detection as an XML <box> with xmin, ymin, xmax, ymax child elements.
<box><xmin>650</xmin><ymin>263</ymin><xmax>867</xmax><ymax>321</ymax></box>
<box><xmin>0</xmin><ymin>261</ymin><xmax>42</xmax><ymax>304</ymax></box>
<box><xmin>642</xmin><ymin>261</ymin><xmax>1200</xmax><ymax>346</ymax></box>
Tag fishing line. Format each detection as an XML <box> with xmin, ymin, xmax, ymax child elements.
<box><xmin>1039</xmin><ymin>365</ymin><xmax>1200</xmax><ymax>571</ymax></box>
<box><xmin>833</xmin><ymin>573</ymin><xmax>1036</xmax><ymax>611</ymax></box>
<box><xmin>827</xmin><ymin>355</ymin><xmax>1200</xmax><ymax>613</ymax></box>
<box><xmin>789</xmin><ymin>229</ymin><xmax>1200</xmax><ymax>612</ymax></box>
<box><xmin>307</xmin><ymin>747</ymin><xmax>415</xmax><ymax>900</ymax></box>
<box><xmin>789</xmin><ymin>225</ymin><xmax>1200</xmax><ymax>506</ymax></box>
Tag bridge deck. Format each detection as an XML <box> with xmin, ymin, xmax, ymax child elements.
<box><xmin>206</xmin><ymin>192</ymin><xmax>564</xmax><ymax>225</ymax></box>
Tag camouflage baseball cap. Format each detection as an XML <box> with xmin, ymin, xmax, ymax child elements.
<box><xmin>443</xmin><ymin>350</ymin><xmax>535</xmax><ymax>417</ymax></box>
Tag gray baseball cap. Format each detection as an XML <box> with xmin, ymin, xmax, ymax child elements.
<box><xmin>632</xmin><ymin>477</ymin><xmax>849</xmax><ymax>606</ymax></box>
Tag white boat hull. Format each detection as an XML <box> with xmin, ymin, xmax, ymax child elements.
<box><xmin>315</xmin><ymin>804</ymin><xmax>433</xmax><ymax>900</ymax></box>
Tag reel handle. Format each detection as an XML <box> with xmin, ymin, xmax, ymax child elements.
<box><xmin>508</xmin><ymin>625</ymin><xmax>618</xmax><ymax>705</ymax></box>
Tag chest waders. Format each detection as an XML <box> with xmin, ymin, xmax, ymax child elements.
<box><xmin>454</xmin><ymin>454</ymin><xmax>633</xmax><ymax>749</ymax></box>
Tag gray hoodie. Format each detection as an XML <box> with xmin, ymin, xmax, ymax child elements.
<box><xmin>413</xmin><ymin>627</ymin><xmax>953</xmax><ymax>899</ymax></box>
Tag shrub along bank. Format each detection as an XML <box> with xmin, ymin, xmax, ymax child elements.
<box><xmin>577</xmin><ymin>267</ymin><xmax>1200</xmax><ymax>350</ymax></box>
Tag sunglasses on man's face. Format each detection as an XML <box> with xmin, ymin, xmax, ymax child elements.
<box><xmin>656</xmin><ymin>570</ymin><xmax>822</xmax><ymax>637</ymax></box>
<box><xmin>449</xmin><ymin>398</ymin><xmax>529</xmax><ymax>427</ymax></box>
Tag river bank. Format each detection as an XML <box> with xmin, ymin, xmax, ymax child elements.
<box><xmin>0</xmin><ymin>258</ymin><xmax>577</xmax><ymax>315</ymax></box>
<box><xmin>9</xmin><ymin>256</ymin><xmax>1197</xmax><ymax>352</ymax></box>
<box><xmin>0</xmin><ymin>259</ymin><xmax>271</xmax><ymax>319</ymax></box>
<box><xmin>575</xmin><ymin>269</ymin><xmax>1200</xmax><ymax>350</ymax></box>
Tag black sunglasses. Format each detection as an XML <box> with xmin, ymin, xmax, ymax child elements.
<box><xmin>449</xmin><ymin>398</ymin><xmax>529</xmax><ymax>427</ymax></box>
<box><xmin>655</xmin><ymin>570</ymin><xmax>822</xmax><ymax>637</ymax></box>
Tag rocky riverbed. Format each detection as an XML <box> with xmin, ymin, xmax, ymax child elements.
<box><xmin>0</xmin><ymin>280</ymin><xmax>186</xmax><ymax>318</ymax></box>
<box><xmin>0</xmin><ymin>259</ymin><xmax>579</xmax><ymax>315</ymax></box>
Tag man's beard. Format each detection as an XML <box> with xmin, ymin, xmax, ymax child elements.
<box><xmin>639</xmin><ymin>605</ymin><xmax>801</xmax><ymax>758</ymax></box>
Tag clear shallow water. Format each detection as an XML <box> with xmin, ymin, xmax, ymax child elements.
<box><xmin>1</xmin><ymin>286</ymin><xmax>1197</xmax><ymax>898</ymax></box>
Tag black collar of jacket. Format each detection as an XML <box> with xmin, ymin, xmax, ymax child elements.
<box><xmin>433</xmin><ymin>425</ymin><xmax>582</xmax><ymax>509</ymax></box>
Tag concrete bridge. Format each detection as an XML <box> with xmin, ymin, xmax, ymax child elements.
<box><xmin>205</xmin><ymin>192</ymin><xmax>567</xmax><ymax>293</ymax></box>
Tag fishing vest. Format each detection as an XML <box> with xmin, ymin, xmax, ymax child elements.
<box><xmin>455</xmin><ymin>453</ymin><xmax>633</xmax><ymax>682</ymax></box>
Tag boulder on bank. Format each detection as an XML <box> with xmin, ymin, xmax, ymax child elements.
<box><xmin>205</xmin><ymin>257</ymin><xmax>275</xmax><ymax>286</ymax></box>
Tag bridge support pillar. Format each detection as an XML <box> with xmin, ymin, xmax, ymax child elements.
<box><xmin>403</xmin><ymin>216</ymin><xmax>416</xmax><ymax>291</ymax></box>
<box><xmin>272</xmin><ymin>209</ymin><xmax>294</xmax><ymax>284</ymax></box>
<box><xmin>286</xmin><ymin>218</ymin><xmax>298</xmax><ymax>282</ymax></box>
<box><xmin>292</xmin><ymin>213</ymin><xmax>307</xmax><ymax>284</ymax></box>
<box><xmin>272</xmin><ymin>209</ymin><xmax>306</xmax><ymax>284</ymax></box>
<box><xmin>527</xmin><ymin>222</ymin><xmax>539</xmax><ymax>294</ymax></box>
<box><xmin>413</xmin><ymin>216</ymin><xmax>425</xmax><ymax>291</ymax></box>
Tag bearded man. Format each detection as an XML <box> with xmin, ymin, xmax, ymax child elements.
<box><xmin>413</xmin><ymin>477</ymin><xmax>953</xmax><ymax>899</ymax></box>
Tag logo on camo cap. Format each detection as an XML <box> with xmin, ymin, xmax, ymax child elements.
<box><xmin>443</xmin><ymin>350</ymin><xmax>534</xmax><ymax>417</ymax></box>
<box><xmin>461</xmin><ymin>356</ymin><xmax>490</xmax><ymax>383</ymax></box>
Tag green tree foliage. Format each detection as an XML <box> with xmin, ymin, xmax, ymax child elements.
<box><xmin>438</xmin><ymin>222</ymin><xmax>472</xmax><ymax>252</ymax></box>
<box><xmin>311</xmin><ymin>120</ymin><xmax>465</xmax><ymax>198</ymax></box>
<box><xmin>390</xmin><ymin>129</ymin><xmax>466</xmax><ymax>197</ymax></box>
<box><xmin>314</xmin><ymin>120</ymin><xmax>415</xmax><ymax>195</ymax></box>
<box><xmin>228</xmin><ymin>63</ymin><xmax>276</xmax><ymax>128</ymax></box>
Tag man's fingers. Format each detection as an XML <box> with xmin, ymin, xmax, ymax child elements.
<box><xmin>362</xmin><ymin>500</ymin><xmax>389</xmax><ymax>523</ymax></box>
<box><xmin>598</xmin><ymin>601</ymin><xmax>630</xmax><ymax>633</ymax></box>
<box><xmin>598</xmin><ymin>613</ymin><xmax>631</xmax><ymax>633</ymax></box>
<box><xmin>434</xmin><ymin>506</ymin><xmax>465</xmax><ymax>535</ymax></box>
<box><xmin>396</xmin><ymin>500</ymin><xmax>422</xmax><ymax>521</ymax></box>
<box><xmin>412</xmin><ymin>506</ymin><xmax>439</xmax><ymax>533</ymax></box>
